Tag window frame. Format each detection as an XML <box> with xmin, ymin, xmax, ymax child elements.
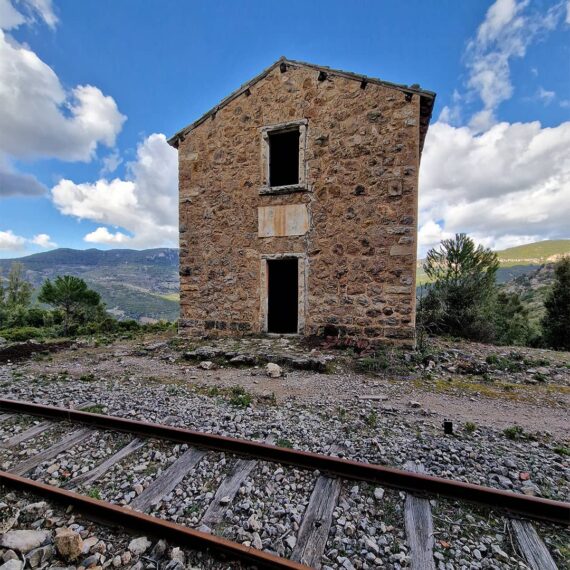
<box><xmin>260</xmin><ymin>119</ymin><xmax>308</xmax><ymax>195</ymax></box>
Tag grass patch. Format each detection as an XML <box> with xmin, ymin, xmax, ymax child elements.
<box><xmin>78</xmin><ymin>373</ymin><xmax>96</xmax><ymax>382</ymax></box>
<box><xmin>503</xmin><ymin>425</ymin><xmax>525</xmax><ymax>440</ymax></box>
<box><xmin>365</xmin><ymin>410</ymin><xmax>378</xmax><ymax>428</ymax></box>
<box><xmin>553</xmin><ymin>445</ymin><xmax>570</xmax><ymax>456</ymax></box>
<box><xmin>228</xmin><ymin>386</ymin><xmax>252</xmax><ymax>408</ymax></box>
<box><xmin>82</xmin><ymin>404</ymin><xmax>105</xmax><ymax>414</ymax></box>
<box><xmin>87</xmin><ymin>487</ymin><xmax>102</xmax><ymax>500</ymax></box>
<box><xmin>275</xmin><ymin>438</ymin><xmax>293</xmax><ymax>448</ymax></box>
<box><xmin>464</xmin><ymin>421</ymin><xmax>477</xmax><ymax>434</ymax></box>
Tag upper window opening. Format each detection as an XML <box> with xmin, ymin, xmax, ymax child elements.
<box><xmin>269</xmin><ymin>129</ymin><xmax>300</xmax><ymax>187</ymax></box>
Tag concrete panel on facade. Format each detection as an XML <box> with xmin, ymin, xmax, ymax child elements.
<box><xmin>258</xmin><ymin>204</ymin><xmax>309</xmax><ymax>237</ymax></box>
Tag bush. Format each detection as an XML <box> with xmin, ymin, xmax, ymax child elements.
<box><xmin>493</xmin><ymin>292</ymin><xmax>533</xmax><ymax>346</ymax></box>
<box><xmin>0</xmin><ymin>326</ymin><xmax>47</xmax><ymax>342</ymax></box>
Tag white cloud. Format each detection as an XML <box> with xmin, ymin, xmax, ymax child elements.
<box><xmin>84</xmin><ymin>227</ymin><xmax>130</xmax><ymax>245</ymax></box>
<box><xmin>464</xmin><ymin>0</ymin><xmax>564</xmax><ymax>129</ymax></box>
<box><xmin>31</xmin><ymin>233</ymin><xmax>56</xmax><ymax>248</ymax></box>
<box><xmin>0</xmin><ymin>0</ymin><xmax>125</xmax><ymax>199</ymax></box>
<box><xmin>100</xmin><ymin>150</ymin><xmax>123</xmax><ymax>176</ymax></box>
<box><xmin>0</xmin><ymin>229</ymin><xmax>26</xmax><ymax>250</ymax></box>
<box><xmin>566</xmin><ymin>0</ymin><xmax>570</xmax><ymax>23</ymax></box>
<box><xmin>537</xmin><ymin>86</ymin><xmax>555</xmax><ymax>104</ymax></box>
<box><xmin>0</xmin><ymin>31</ymin><xmax>126</xmax><ymax>161</ymax></box>
<box><xmin>419</xmin><ymin>120</ymin><xmax>570</xmax><ymax>255</ymax></box>
<box><xmin>52</xmin><ymin>133</ymin><xmax>178</xmax><ymax>248</ymax></box>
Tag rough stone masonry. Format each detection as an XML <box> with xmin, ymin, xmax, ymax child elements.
<box><xmin>169</xmin><ymin>58</ymin><xmax>436</xmax><ymax>346</ymax></box>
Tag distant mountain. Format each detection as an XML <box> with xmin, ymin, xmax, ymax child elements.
<box><xmin>417</xmin><ymin>239</ymin><xmax>570</xmax><ymax>286</ymax></box>
<box><xmin>497</xmin><ymin>240</ymin><xmax>570</xmax><ymax>267</ymax></box>
<box><xmin>0</xmin><ymin>248</ymin><xmax>179</xmax><ymax>322</ymax></box>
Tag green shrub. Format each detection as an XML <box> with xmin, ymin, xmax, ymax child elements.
<box><xmin>229</xmin><ymin>386</ymin><xmax>252</xmax><ymax>407</ymax></box>
<box><xmin>357</xmin><ymin>351</ymin><xmax>389</xmax><ymax>373</ymax></box>
<box><xmin>464</xmin><ymin>421</ymin><xmax>477</xmax><ymax>434</ymax></box>
<box><xmin>0</xmin><ymin>326</ymin><xmax>46</xmax><ymax>342</ymax></box>
<box><xmin>503</xmin><ymin>425</ymin><xmax>525</xmax><ymax>440</ymax></box>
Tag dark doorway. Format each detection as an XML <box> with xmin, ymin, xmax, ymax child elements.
<box><xmin>267</xmin><ymin>258</ymin><xmax>298</xmax><ymax>333</ymax></box>
<box><xmin>269</xmin><ymin>129</ymin><xmax>300</xmax><ymax>187</ymax></box>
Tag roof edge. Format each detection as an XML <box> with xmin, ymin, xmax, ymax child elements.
<box><xmin>168</xmin><ymin>57</ymin><xmax>436</xmax><ymax>147</ymax></box>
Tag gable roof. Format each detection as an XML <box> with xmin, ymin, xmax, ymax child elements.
<box><xmin>168</xmin><ymin>57</ymin><xmax>436</xmax><ymax>152</ymax></box>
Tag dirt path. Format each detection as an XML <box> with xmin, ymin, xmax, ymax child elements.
<box><xmin>10</xmin><ymin>336</ymin><xmax>569</xmax><ymax>440</ymax></box>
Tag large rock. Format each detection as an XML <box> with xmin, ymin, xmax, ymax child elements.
<box><xmin>265</xmin><ymin>362</ymin><xmax>283</xmax><ymax>378</ymax></box>
<box><xmin>0</xmin><ymin>530</ymin><xmax>51</xmax><ymax>553</ymax></box>
<box><xmin>0</xmin><ymin>560</ymin><xmax>23</xmax><ymax>570</ymax></box>
<box><xmin>128</xmin><ymin>536</ymin><xmax>151</xmax><ymax>556</ymax></box>
<box><xmin>54</xmin><ymin>527</ymin><xmax>83</xmax><ymax>560</ymax></box>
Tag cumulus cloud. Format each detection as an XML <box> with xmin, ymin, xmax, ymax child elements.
<box><xmin>0</xmin><ymin>229</ymin><xmax>26</xmax><ymax>250</ymax></box>
<box><xmin>52</xmin><ymin>134</ymin><xmax>178</xmax><ymax>248</ymax></box>
<box><xmin>0</xmin><ymin>31</ymin><xmax>126</xmax><ymax>161</ymax></box>
<box><xmin>84</xmin><ymin>227</ymin><xmax>130</xmax><ymax>245</ymax></box>
<box><xmin>464</xmin><ymin>0</ymin><xmax>564</xmax><ymax>129</ymax></box>
<box><xmin>31</xmin><ymin>233</ymin><xmax>56</xmax><ymax>248</ymax></box>
<box><xmin>419</xmin><ymin>120</ymin><xmax>570</xmax><ymax>255</ymax></box>
<box><xmin>0</xmin><ymin>0</ymin><xmax>125</xmax><ymax>199</ymax></box>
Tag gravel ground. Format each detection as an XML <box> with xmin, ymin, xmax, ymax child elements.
<box><xmin>0</xmin><ymin>335</ymin><xmax>568</xmax><ymax>569</ymax></box>
<box><xmin>0</xmin><ymin>487</ymin><xmax>242</xmax><ymax>569</ymax></box>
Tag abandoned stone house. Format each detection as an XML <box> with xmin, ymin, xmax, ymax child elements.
<box><xmin>168</xmin><ymin>58</ymin><xmax>435</xmax><ymax>345</ymax></box>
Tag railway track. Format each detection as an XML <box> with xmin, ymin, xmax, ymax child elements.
<box><xmin>0</xmin><ymin>398</ymin><xmax>568</xmax><ymax>569</ymax></box>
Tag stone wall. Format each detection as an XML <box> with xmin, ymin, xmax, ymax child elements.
<box><xmin>177</xmin><ymin>62</ymin><xmax>422</xmax><ymax>345</ymax></box>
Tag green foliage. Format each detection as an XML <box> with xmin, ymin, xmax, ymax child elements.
<box><xmin>82</xmin><ymin>404</ymin><xmax>105</xmax><ymax>414</ymax></box>
<box><xmin>503</xmin><ymin>425</ymin><xmax>525</xmax><ymax>440</ymax></box>
<box><xmin>464</xmin><ymin>421</ymin><xmax>477</xmax><ymax>434</ymax></box>
<box><xmin>493</xmin><ymin>291</ymin><xmax>534</xmax><ymax>346</ymax></box>
<box><xmin>418</xmin><ymin>234</ymin><xmax>541</xmax><ymax>347</ymax></box>
<box><xmin>365</xmin><ymin>410</ymin><xmax>378</xmax><ymax>428</ymax></box>
<box><xmin>228</xmin><ymin>386</ymin><xmax>253</xmax><ymax>407</ymax></box>
<box><xmin>275</xmin><ymin>438</ymin><xmax>293</xmax><ymax>448</ymax></box>
<box><xmin>553</xmin><ymin>445</ymin><xmax>570</xmax><ymax>457</ymax></box>
<box><xmin>420</xmin><ymin>234</ymin><xmax>499</xmax><ymax>342</ymax></box>
<box><xmin>4</xmin><ymin>263</ymin><xmax>33</xmax><ymax>308</ymax></box>
<box><xmin>87</xmin><ymin>487</ymin><xmax>102</xmax><ymax>500</ymax></box>
<box><xmin>541</xmin><ymin>257</ymin><xmax>570</xmax><ymax>350</ymax></box>
<box><xmin>0</xmin><ymin>326</ymin><xmax>47</xmax><ymax>342</ymax></box>
<box><xmin>38</xmin><ymin>275</ymin><xmax>102</xmax><ymax>334</ymax></box>
<box><xmin>356</xmin><ymin>350</ymin><xmax>390</xmax><ymax>373</ymax></box>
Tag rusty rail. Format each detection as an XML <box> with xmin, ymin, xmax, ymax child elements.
<box><xmin>0</xmin><ymin>398</ymin><xmax>568</xmax><ymax>525</ymax></box>
<box><xmin>0</xmin><ymin>471</ymin><xmax>307</xmax><ymax>569</ymax></box>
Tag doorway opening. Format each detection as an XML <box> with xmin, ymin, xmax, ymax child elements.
<box><xmin>267</xmin><ymin>258</ymin><xmax>298</xmax><ymax>333</ymax></box>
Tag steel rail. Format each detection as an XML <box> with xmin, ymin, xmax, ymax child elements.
<box><xmin>0</xmin><ymin>471</ymin><xmax>308</xmax><ymax>570</ymax></box>
<box><xmin>1</xmin><ymin>398</ymin><xmax>568</xmax><ymax>525</ymax></box>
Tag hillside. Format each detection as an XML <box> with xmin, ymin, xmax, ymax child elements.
<box><xmin>417</xmin><ymin>239</ymin><xmax>570</xmax><ymax>285</ymax></box>
<box><xmin>497</xmin><ymin>240</ymin><xmax>570</xmax><ymax>266</ymax></box>
<box><xmin>0</xmin><ymin>248</ymin><xmax>179</xmax><ymax>322</ymax></box>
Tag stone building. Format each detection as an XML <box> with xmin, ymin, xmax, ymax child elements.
<box><xmin>169</xmin><ymin>58</ymin><xmax>435</xmax><ymax>345</ymax></box>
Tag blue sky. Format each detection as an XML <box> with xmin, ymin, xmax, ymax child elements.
<box><xmin>0</xmin><ymin>0</ymin><xmax>569</xmax><ymax>257</ymax></box>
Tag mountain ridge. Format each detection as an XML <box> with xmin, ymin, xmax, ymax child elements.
<box><xmin>0</xmin><ymin>247</ymin><xmax>179</xmax><ymax>322</ymax></box>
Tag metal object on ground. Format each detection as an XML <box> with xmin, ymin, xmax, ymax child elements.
<box><xmin>0</xmin><ymin>471</ymin><xmax>308</xmax><ymax>570</ymax></box>
<box><xmin>443</xmin><ymin>420</ymin><xmax>453</xmax><ymax>435</ymax></box>
<box><xmin>0</xmin><ymin>398</ymin><xmax>568</xmax><ymax>525</ymax></box>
